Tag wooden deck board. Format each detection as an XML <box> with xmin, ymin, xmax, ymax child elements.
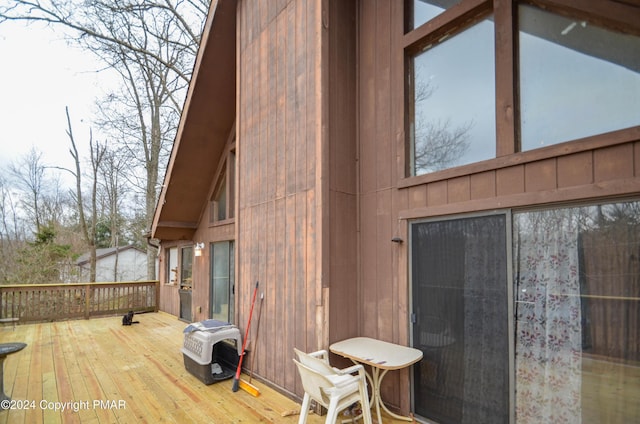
<box><xmin>0</xmin><ymin>312</ymin><xmax>400</xmax><ymax>423</ymax></box>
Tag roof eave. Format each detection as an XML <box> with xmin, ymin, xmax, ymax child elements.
<box><xmin>151</xmin><ymin>0</ymin><xmax>236</xmax><ymax>242</ymax></box>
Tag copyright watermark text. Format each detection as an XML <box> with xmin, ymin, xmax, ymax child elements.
<box><xmin>1</xmin><ymin>399</ymin><xmax>127</xmax><ymax>411</ymax></box>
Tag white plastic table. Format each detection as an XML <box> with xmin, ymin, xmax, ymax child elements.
<box><xmin>330</xmin><ymin>337</ymin><xmax>423</xmax><ymax>423</ymax></box>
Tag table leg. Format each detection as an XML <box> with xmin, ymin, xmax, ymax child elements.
<box><xmin>370</xmin><ymin>367</ymin><xmax>383</xmax><ymax>423</ymax></box>
<box><xmin>373</xmin><ymin>368</ymin><xmax>414</xmax><ymax>422</ymax></box>
<box><xmin>338</xmin><ymin>360</ymin><xmax>378</xmax><ymax>424</ymax></box>
<box><xmin>344</xmin><ymin>362</ymin><xmax>414</xmax><ymax>423</ymax></box>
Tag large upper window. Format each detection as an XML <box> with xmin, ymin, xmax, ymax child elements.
<box><xmin>406</xmin><ymin>0</ymin><xmax>461</xmax><ymax>31</ymax></box>
<box><xmin>409</xmin><ymin>15</ymin><xmax>496</xmax><ymax>176</ymax></box>
<box><xmin>519</xmin><ymin>4</ymin><xmax>640</xmax><ymax>151</ymax></box>
<box><xmin>405</xmin><ymin>1</ymin><xmax>640</xmax><ymax>177</ymax></box>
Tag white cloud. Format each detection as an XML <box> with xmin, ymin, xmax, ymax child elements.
<box><xmin>0</xmin><ymin>21</ymin><xmax>117</xmax><ymax>175</ymax></box>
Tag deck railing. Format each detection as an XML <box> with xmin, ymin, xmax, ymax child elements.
<box><xmin>0</xmin><ymin>281</ymin><xmax>159</xmax><ymax>323</ymax></box>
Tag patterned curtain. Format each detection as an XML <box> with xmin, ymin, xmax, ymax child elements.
<box><xmin>514</xmin><ymin>210</ymin><xmax>583</xmax><ymax>423</ymax></box>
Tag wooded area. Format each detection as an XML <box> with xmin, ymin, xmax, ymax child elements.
<box><xmin>0</xmin><ymin>0</ymin><xmax>211</xmax><ymax>284</ymax></box>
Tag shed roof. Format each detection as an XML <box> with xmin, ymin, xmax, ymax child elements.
<box><xmin>76</xmin><ymin>245</ymin><xmax>146</xmax><ymax>266</ymax></box>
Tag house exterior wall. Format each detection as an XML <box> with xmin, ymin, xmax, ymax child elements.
<box><xmin>356</xmin><ymin>0</ymin><xmax>640</xmax><ymax>414</ymax></box>
<box><xmin>235</xmin><ymin>0</ymin><xmax>327</xmax><ymax>395</ymax></box>
<box><xmin>158</xmin><ymin>0</ymin><xmax>360</xmax><ymax>400</ymax></box>
<box><xmin>154</xmin><ymin>0</ymin><xmax>639</xmax><ymax>416</ymax></box>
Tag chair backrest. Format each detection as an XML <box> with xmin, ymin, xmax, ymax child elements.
<box><xmin>293</xmin><ymin>358</ymin><xmax>334</xmax><ymax>406</ymax></box>
<box><xmin>294</xmin><ymin>348</ymin><xmax>336</xmax><ymax>375</ymax></box>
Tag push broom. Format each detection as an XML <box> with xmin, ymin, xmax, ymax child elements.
<box><xmin>232</xmin><ymin>281</ymin><xmax>260</xmax><ymax>395</ymax></box>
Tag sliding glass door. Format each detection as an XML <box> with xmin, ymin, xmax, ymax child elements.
<box><xmin>513</xmin><ymin>203</ymin><xmax>640</xmax><ymax>423</ymax></box>
<box><xmin>411</xmin><ymin>213</ymin><xmax>510</xmax><ymax>423</ymax></box>
<box><xmin>210</xmin><ymin>241</ymin><xmax>234</xmax><ymax>323</ymax></box>
<box><xmin>411</xmin><ymin>201</ymin><xmax>640</xmax><ymax>423</ymax></box>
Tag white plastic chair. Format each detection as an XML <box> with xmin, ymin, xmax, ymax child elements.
<box><xmin>293</xmin><ymin>348</ymin><xmax>372</xmax><ymax>424</ymax></box>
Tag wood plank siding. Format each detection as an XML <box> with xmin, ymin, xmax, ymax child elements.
<box><xmin>327</xmin><ymin>0</ymin><xmax>358</xmax><ymax>355</ymax></box>
<box><xmin>232</xmin><ymin>0</ymin><xmax>362</xmax><ymax>401</ymax></box>
<box><xmin>236</xmin><ymin>0</ymin><xmax>326</xmax><ymax>397</ymax></box>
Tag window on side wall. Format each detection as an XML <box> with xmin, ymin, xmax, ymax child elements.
<box><xmin>213</xmin><ymin>173</ymin><xmax>227</xmax><ymax>222</ymax></box>
<box><xmin>407</xmin><ymin>13</ymin><xmax>496</xmax><ymax>176</ymax></box>
<box><xmin>166</xmin><ymin>247</ymin><xmax>178</xmax><ymax>285</ymax></box>
<box><xmin>404</xmin><ymin>1</ymin><xmax>640</xmax><ymax>178</ymax></box>
<box><xmin>210</xmin><ymin>149</ymin><xmax>236</xmax><ymax>224</ymax></box>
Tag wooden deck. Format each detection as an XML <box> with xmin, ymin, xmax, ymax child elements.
<box><xmin>0</xmin><ymin>312</ymin><xmax>406</xmax><ymax>423</ymax></box>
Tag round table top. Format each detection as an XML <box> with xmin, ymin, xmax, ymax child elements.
<box><xmin>0</xmin><ymin>343</ymin><xmax>27</xmax><ymax>357</ymax></box>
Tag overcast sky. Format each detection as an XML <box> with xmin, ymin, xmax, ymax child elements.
<box><xmin>0</xmin><ymin>20</ymin><xmax>116</xmax><ymax>175</ymax></box>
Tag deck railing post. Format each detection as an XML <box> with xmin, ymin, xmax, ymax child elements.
<box><xmin>84</xmin><ymin>284</ymin><xmax>91</xmax><ymax>320</ymax></box>
<box><xmin>155</xmin><ymin>280</ymin><xmax>160</xmax><ymax>312</ymax></box>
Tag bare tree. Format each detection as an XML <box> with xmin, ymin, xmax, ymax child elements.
<box><xmin>0</xmin><ymin>172</ymin><xmax>24</xmax><ymax>242</ymax></box>
<box><xmin>67</xmin><ymin>107</ymin><xmax>106</xmax><ymax>282</ymax></box>
<box><xmin>0</xmin><ymin>173</ymin><xmax>23</xmax><ymax>283</ymax></box>
<box><xmin>0</xmin><ymin>0</ymin><xmax>206</xmax><ymax>85</ymax></box>
<box><xmin>413</xmin><ymin>118</ymin><xmax>474</xmax><ymax>174</ymax></box>
<box><xmin>411</xmin><ymin>66</ymin><xmax>474</xmax><ymax>174</ymax></box>
<box><xmin>98</xmin><ymin>148</ymin><xmax>128</xmax><ymax>247</ymax></box>
<box><xmin>8</xmin><ymin>147</ymin><xmax>48</xmax><ymax>232</ymax></box>
<box><xmin>95</xmin><ymin>38</ymin><xmax>183</xmax><ymax>279</ymax></box>
<box><xmin>96</xmin><ymin>147</ymin><xmax>130</xmax><ymax>280</ymax></box>
<box><xmin>2</xmin><ymin>151</ymin><xmax>80</xmax><ymax>283</ymax></box>
<box><xmin>0</xmin><ymin>0</ymin><xmax>209</xmax><ymax>279</ymax></box>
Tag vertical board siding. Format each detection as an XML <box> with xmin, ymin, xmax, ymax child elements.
<box><xmin>375</xmin><ymin>0</ymin><xmax>393</xmax><ymax>191</ymax></box>
<box><xmin>358</xmin><ymin>0</ymin><xmax>377</xmax><ymax>197</ymax></box>
<box><xmin>237</xmin><ymin>0</ymin><xmax>323</xmax><ymax>396</ymax></box>
<box><xmin>358</xmin><ymin>7</ymin><xmax>410</xmax><ymax>398</ymax></box>
<box><xmin>327</xmin><ymin>0</ymin><xmax>359</xmax><ymax>348</ymax></box>
<box><xmin>328</xmin><ymin>2</ymin><xmax>356</xmax><ymax>195</ymax></box>
<box><xmin>359</xmin><ymin>0</ymin><xmax>382</xmax><ymax>343</ymax></box>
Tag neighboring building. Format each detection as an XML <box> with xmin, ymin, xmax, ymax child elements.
<box><xmin>76</xmin><ymin>246</ymin><xmax>148</xmax><ymax>282</ymax></box>
<box><xmin>152</xmin><ymin>0</ymin><xmax>640</xmax><ymax>422</ymax></box>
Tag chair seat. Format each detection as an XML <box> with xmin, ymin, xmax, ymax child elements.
<box><xmin>294</xmin><ymin>348</ymin><xmax>372</xmax><ymax>424</ymax></box>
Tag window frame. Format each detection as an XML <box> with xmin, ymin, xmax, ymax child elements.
<box><xmin>209</xmin><ymin>134</ymin><xmax>236</xmax><ymax>226</ymax></box>
<box><xmin>401</xmin><ymin>0</ymin><xmax>640</xmax><ymax>185</ymax></box>
<box><xmin>210</xmin><ymin>240</ymin><xmax>235</xmax><ymax>323</ymax></box>
<box><xmin>180</xmin><ymin>245</ymin><xmax>193</xmax><ymax>290</ymax></box>
<box><xmin>166</xmin><ymin>247</ymin><xmax>178</xmax><ymax>285</ymax></box>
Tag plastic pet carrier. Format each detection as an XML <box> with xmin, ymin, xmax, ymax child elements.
<box><xmin>181</xmin><ymin>319</ymin><xmax>242</xmax><ymax>385</ymax></box>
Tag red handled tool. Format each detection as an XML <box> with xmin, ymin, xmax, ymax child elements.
<box><xmin>232</xmin><ymin>281</ymin><xmax>259</xmax><ymax>392</ymax></box>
